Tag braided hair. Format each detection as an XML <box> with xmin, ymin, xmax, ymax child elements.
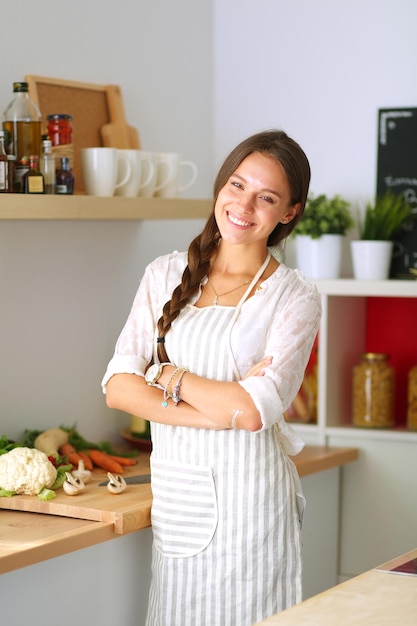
<box><xmin>156</xmin><ymin>129</ymin><xmax>311</xmax><ymax>362</ymax></box>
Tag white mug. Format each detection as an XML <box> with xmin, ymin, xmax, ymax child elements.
<box><xmin>136</xmin><ymin>151</ymin><xmax>158</xmax><ymax>198</ymax></box>
<box><xmin>80</xmin><ymin>147</ymin><xmax>132</xmax><ymax>196</ymax></box>
<box><xmin>154</xmin><ymin>152</ymin><xmax>198</xmax><ymax>198</ymax></box>
<box><xmin>115</xmin><ymin>150</ymin><xmax>154</xmax><ymax>197</ymax></box>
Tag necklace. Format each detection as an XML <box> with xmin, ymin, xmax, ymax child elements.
<box><xmin>204</xmin><ymin>253</ymin><xmax>271</xmax><ymax>306</ymax></box>
<box><xmin>204</xmin><ymin>278</ymin><xmax>252</xmax><ymax>306</ymax></box>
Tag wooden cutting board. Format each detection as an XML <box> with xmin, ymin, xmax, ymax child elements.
<box><xmin>0</xmin><ymin>463</ymin><xmax>152</xmax><ymax>535</ymax></box>
<box><xmin>100</xmin><ymin>84</ymin><xmax>141</xmax><ymax>149</ymax></box>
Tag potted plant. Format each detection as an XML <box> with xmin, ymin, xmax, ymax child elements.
<box><xmin>351</xmin><ymin>191</ymin><xmax>415</xmax><ymax>280</ymax></box>
<box><xmin>293</xmin><ymin>193</ymin><xmax>354</xmax><ymax>279</ymax></box>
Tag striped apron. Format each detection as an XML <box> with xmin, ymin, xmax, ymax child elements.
<box><xmin>146</xmin><ymin>263</ymin><xmax>303</xmax><ymax>626</ymax></box>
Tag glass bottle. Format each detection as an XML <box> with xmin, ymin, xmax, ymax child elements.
<box><xmin>352</xmin><ymin>353</ymin><xmax>394</xmax><ymax>428</ymax></box>
<box><xmin>7</xmin><ymin>155</ymin><xmax>16</xmax><ymax>192</ymax></box>
<box><xmin>0</xmin><ymin>130</ymin><xmax>8</xmax><ymax>192</ymax></box>
<box><xmin>55</xmin><ymin>157</ymin><xmax>74</xmax><ymax>194</ymax></box>
<box><xmin>3</xmin><ymin>82</ymin><xmax>42</xmax><ymax>193</ymax></box>
<box><xmin>22</xmin><ymin>155</ymin><xmax>45</xmax><ymax>194</ymax></box>
<box><xmin>39</xmin><ymin>138</ymin><xmax>56</xmax><ymax>194</ymax></box>
<box><xmin>407</xmin><ymin>365</ymin><xmax>417</xmax><ymax>431</ymax></box>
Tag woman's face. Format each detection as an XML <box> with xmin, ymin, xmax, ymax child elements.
<box><xmin>214</xmin><ymin>151</ymin><xmax>300</xmax><ymax>247</ymax></box>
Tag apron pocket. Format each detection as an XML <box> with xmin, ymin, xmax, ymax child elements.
<box><xmin>150</xmin><ymin>456</ymin><xmax>218</xmax><ymax>558</ymax></box>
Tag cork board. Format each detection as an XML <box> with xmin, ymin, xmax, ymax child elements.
<box><xmin>26</xmin><ymin>76</ymin><xmax>116</xmax><ymax>193</ymax></box>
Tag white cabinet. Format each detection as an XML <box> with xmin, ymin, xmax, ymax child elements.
<box><xmin>293</xmin><ymin>279</ymin><xmax>417</xmax><ymax>579</ymax></box>
<box><xmin>294</xmin><ymin>279</ymin><xmax>417</xmax><ymax>443</ymax></box>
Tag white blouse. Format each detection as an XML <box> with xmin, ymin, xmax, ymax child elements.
<box><xmin>101</xmin><ymin>250</ymin><xmax>321</xmax><ymax>456</ymax></box>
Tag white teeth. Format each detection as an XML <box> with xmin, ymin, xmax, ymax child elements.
<box><xmin>229</xmin><ymin>213</ymin><xmax>251</xmax><ymax>227</ymax></box>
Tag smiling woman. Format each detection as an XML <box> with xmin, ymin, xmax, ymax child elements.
<box><xmin>214</xmin><ymin>152</ymin><xmax>299</xmax><ymax>249</ymax></box>
<box><xmin>102</xmin><ymin>129</ymin><xmax>321</xmax><ymax>626</ymax></box>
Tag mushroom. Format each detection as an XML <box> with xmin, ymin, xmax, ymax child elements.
<box><xmin>63</xmin><ymin>471</ymin><xmax>85</xmax><ymax>496</ymax></box>
<box><xmin>71</xmin><ymin>460</ymin><xmax>92</xmax><ymax>484</ymax></box>
<box><xmin>106</xmin><ymin>472</ymin><xmax>127</xmax><ymax>494</ymax></box>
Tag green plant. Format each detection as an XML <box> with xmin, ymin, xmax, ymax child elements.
<box><xmin>359</xmin><ymin>191</ymin><xmax>415</xmax><ymax>240</ymax></box>
<box><xmin>294</xmin><ymin>194</ymin><xmax>354</xmax><ymax>239</ymax></box>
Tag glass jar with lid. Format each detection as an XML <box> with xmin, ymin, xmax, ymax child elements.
<box><xmin>46</xmin><ymin>114</ymin><xmax>74</xmax><ymax>170</ymax></box>
<box><xmin>352</xmin><ymin>353</ymin><xmax>394</xmax><ymax>428</ymax></box>
<box><xmin>407</xmin><ymin>365</ymin><xmax>417</xmax><ymax>431</ymax></box>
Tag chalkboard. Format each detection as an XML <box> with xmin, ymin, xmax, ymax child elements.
<box><xmin>376</xmin><ymin>108</ymin><xmax>417</xmax><ymax>278</ymax></box>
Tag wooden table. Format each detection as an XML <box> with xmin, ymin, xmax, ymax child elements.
<box><xmin>256</xmin><ymin>548</ymin><xmax>417</xmax><ymax>625</ymax></box>
<box><xmin>0</xmin><ymin>445</ymin><xmax>358</xmax><ymax>574</ymax></box>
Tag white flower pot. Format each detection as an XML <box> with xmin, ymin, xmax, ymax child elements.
<box><xmin>295</xmin><ymin>234</ymin><xmax>343</xmax><ymax>279</ymax></box>
<box><xmin>350</xmin><ymin>240</ymin><xmax>393</xmax><ymax>280</ymax></box>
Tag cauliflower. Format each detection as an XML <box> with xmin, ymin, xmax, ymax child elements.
<box><xmin>0</xmin><ymin>447</ymin><xmax>57</xmax><ymax>495</ymax></box>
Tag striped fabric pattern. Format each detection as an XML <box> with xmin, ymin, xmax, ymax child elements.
<box><xmin>146</xmin><ymin>304</ymin><xmax>302</xmax><ymax>626</ymax></box>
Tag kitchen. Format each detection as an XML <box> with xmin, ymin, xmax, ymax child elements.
<box><xmin>1</xmin><ymin>1</ymin><xmax>417</xmax><ymax>625</ymax></box>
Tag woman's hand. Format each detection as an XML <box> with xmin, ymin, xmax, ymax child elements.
<box><xmin>243</xmin><ymin>356</ymin><xmax>273</xmax><ymax>379</ymax></box>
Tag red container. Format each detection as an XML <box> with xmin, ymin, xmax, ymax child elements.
<box><xmin>46</xmin><ymin>114</ymin><xmax>73</xmax><ymax>146</ymax></box>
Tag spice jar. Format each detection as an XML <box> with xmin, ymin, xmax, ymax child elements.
<box><xmin>46</xmin><ymin>114</ymin><xmax>74</xmax><ymax>170</ymax></box>
<box><xmin>46</xmin><ymin>113</ymin><xmax>72</xmax><ymax>145</ymax></box>
<box><xmin>407</xmin><ymin>365</ymin><xmax>417</xmax><ymax>431</ymax></box>
<box><xmin>352</xmin><ymin>353</ymin><xmax>394</xmax><ymax>428</ymax></box>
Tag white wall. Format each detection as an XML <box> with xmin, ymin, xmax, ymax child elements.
<box><xmin>213</xmin><ymin>0</ymin><xmax>417</xmax><ymax>268</ymax></box>
<box><xmin>214</xmin><ymin>0</ymin><xmax>417</xmax><ymax>202</ymax></box>
<box><xmin>1</xmin><ymin>0</ymin><xmax>214</xmax><ymax>197</ymax></box>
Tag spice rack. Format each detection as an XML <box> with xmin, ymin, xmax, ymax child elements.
<box><xmin>294</xmin><ymin>278</ymin><xmax>417</xmax><ymax>445</ymax></box>
<box><xmin>0</xmin><ymin>194</ymin><xmax>212</xmax><ymax>220</ymax></box>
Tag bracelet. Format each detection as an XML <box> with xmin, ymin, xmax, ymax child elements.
<box><xmin>172</xmin><ymin>368</ymin><xmax>188</xmax><ymax>405</ymax></box>
<box><xmin>231</xmin><ymin>409</ymin><xmax>243</xmax><ymax>429</ymax></box>
<box><xmin>162</xmin><ymin>367</ymin><xmax>180</xmax><ymax>407</ymax></box>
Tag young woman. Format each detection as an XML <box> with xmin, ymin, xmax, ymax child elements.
<box><xmin>102</xmin><ymin>129</ymin><xmax>321</xmax><ymax>626</ymax></box>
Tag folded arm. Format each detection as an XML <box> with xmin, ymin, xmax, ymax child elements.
<box><xmin>105</xmin><ymin>357</ymin><xmax>272</xmax><ymax>431</ymax></box>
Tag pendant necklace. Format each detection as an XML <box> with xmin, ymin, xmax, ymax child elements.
<box><xmin>206</xmin><ymin>279</ymin><xmax>252</xmax><ymax>306</ymax></box>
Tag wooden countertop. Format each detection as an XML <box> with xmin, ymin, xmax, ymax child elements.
<box><xmin>0</xmin><ymin>445</ymin><xmax>357</xmax><ymax>574</ymax></box>
<box><xmin>256</xmin><ymin>548</ymin><xmax>417</xmax><ymax>625</ymax></box>
<box><xmin>292</xmin><ymin>445</ymin><xmax>358</xmax><ymax>477</ymax></box>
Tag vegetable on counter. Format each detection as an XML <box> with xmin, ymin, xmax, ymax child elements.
<box><xmin>34</xmin><ymin>428</ymin><xmax>69</xmax><ymax>459</ymax></box>
<box><xmin>71</xmin><ymin>460</ymin><xmax>92</xmax><ymax>484</ymax></box>
<box><xmin>63</xmin><ymin>425</ymin><xmax>138</xmax><ymax>459</ymax></box>
<box><xmin>51</xmin><ymin>463</ymin><xmax>73</xmax><ymax>490</ymax></box>
<box><xmin>37</xmin><ymin>488</ymin><xmax>56</xmax><ymax>501</ymax></box>
<box><xmin>0</xmin><ymin>435</ymin><xmax>21</xmax><ymax>456</ymax></box>
<box><xmin>87</xmin><ymin>449</ymin><xmax>124</xmax><ymax>474</ymax></box>
<box><xmin>63</xmin><ymin>472</ymin><xmax>85</xmax><ymax>496</ymax></box>
<box><xmin>76</xmin><ymin>451</ymin><xmax>94</xmax><ymax>471</ymax></box>
<box><xmin>105</xmin><ymin>454</ymin><xmax>138</xmax><ymax>467</ymax></box>
<box><xmin>0</xmin><ymin>447</ymin><xmax>57</xmax><ymax>496</ymax></box>
<box><xmin>0</xmin><ymin>424</ymin><xmax>139</xmax><ymax>486</ymax></box>
<box><xmin>106</xmin><ymin>472</ymin><xmax>127</xmax><ymax>494</ymax></box>
<box><xmin>58</xmin><ymin>442</ymin><xmax>85</xmax><ymax>468</ymax></box>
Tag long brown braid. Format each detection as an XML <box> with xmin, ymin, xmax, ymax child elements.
<box><xmin>156</xmin><ymin>129</ymin><xmax>311</xmax><ymax>363</ymax></box>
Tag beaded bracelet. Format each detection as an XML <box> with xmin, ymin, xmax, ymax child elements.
<box><xmin>172</xmin><ymin>368</ymin><xmax>188</xmax><ymax>405</ymax></box>
<box><xmin>162</xmin><ymin>367</ymin><xmax>182</xmax><ymax>407</ymax></box>
<box><xmin>162</xmin><ymin>366</ymin><xmax>188</xmax><ymax>407</ymax></box>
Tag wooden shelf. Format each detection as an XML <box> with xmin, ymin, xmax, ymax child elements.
<box><xmin>0</xmin><ymin>194</ymin><xmax>212</xmax><ymax>220</ymax></box>
<box><xmin>312</xmin><ymin>278</ymin><xmax>416</xmax><ymax>298</ymax></box>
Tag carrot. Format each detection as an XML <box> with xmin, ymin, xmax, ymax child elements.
<box><xmin>87</xmin><ymin>449</ymin><xmax>124</xmax><ymax>473</ymax></box>
<box><xmin>59</xmin><ymin>443</ymin><xmax>84</xmax><ymax>467</ymax></box>
<box><xmin>77</xmin><ymin>450</ymin><xmax>94</xmax><ymax>471</ymax></box>
<box><xmin>106</xmin><ymin>454</ymin><xmax>138</xmax><ymax>467</ymax></box>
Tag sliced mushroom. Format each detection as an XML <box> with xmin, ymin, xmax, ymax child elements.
<box><xmin>106</xmin><ymin>472</ymin><xmax>127</xmax><ymax>494</ymax></box>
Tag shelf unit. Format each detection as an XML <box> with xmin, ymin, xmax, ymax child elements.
<box><xmin>294</xmin><ymin>279</ymin><xmax>417</xmax><ymax>445</ymax></box>
<box><xmin>0</xmin><ymin>194</ymin><xmax>212</xmax><ymax>220</ymax></box>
